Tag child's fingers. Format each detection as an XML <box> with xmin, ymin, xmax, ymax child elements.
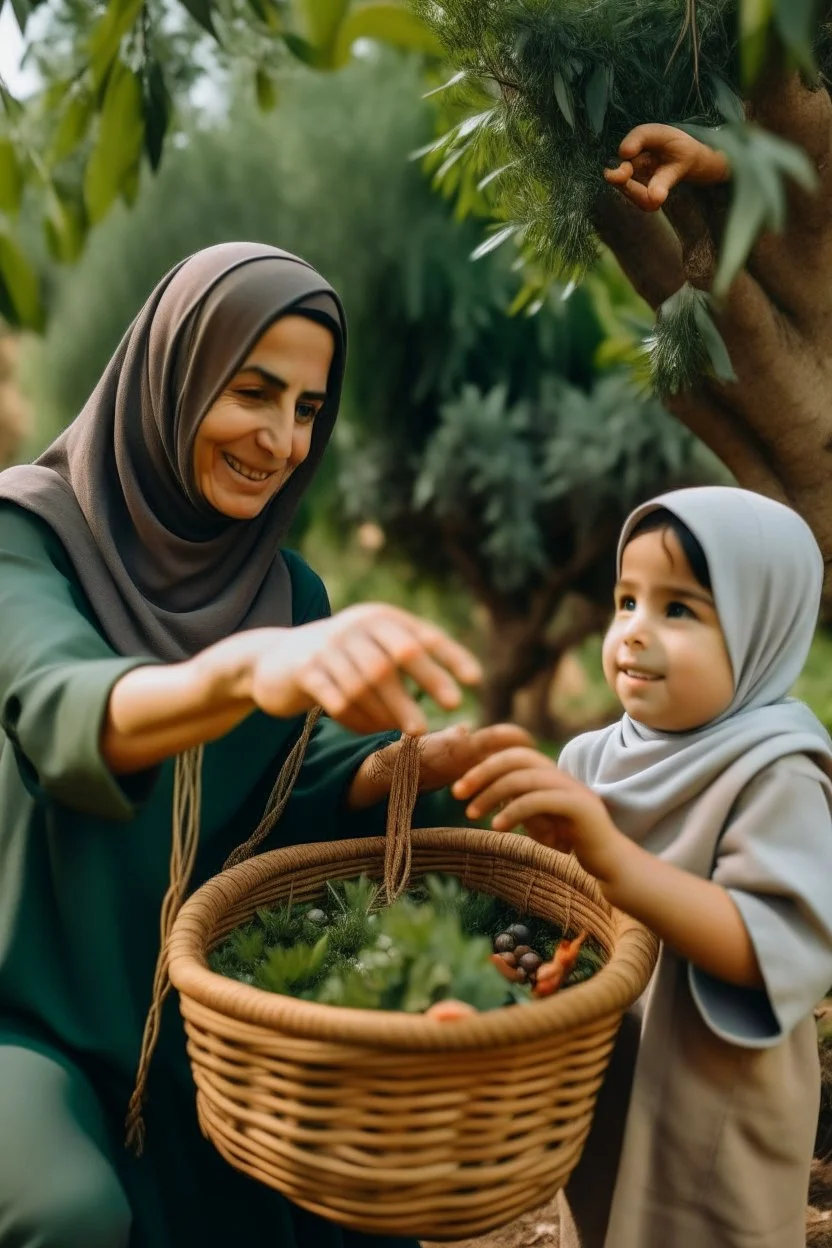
<box><xmin>603</xmin><ymin>160</ymin><xmax>633</xmax><ymax>185</ymax></box>
<box><xmin>451</xmin><ymin>747</ymin><xmax>553</xmax><ymax>800</ymax></box>
<box><xmin>463</xmin><ymin>767</ymin><xmax>568</xmax><ymax>821</ymax></box>
<box><xmin>618</xmin><ymin>122</ymin><xmax>679</xmax><ymax>160</ymax></box>
<box><xmin>620</xmin><ymin>178</ymin><xmax>663</xmax><ymax>212</ymax></box>
<box><xmin>646</xmin><ymin>162</ymin><xmax>684</xmax><ymax>206</ymax></box>
<box><xmin>491</xmin><ymin>789</ymin><xmax>582</xmax><ymax>831</ymax></box>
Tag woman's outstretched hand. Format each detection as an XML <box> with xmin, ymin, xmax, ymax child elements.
<box><xmin>604</xmin><ymin>123</ymin><xmax>730</xmax><ymax>212</ymax></box>
<box><xmin>243</xmin><ymin>604</ymin><xmax>482</xmax><ymax>736</ymax></box>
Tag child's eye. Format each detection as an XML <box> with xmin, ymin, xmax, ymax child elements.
<box><xmin>667</xmin><ymin>601</ymin><xmax>696</xmax><ymax>619</ymax></box>
<box><xmin>617</xmin><ymin>595</ymin><xmax>636</xmax><ymax>612</ymax></box>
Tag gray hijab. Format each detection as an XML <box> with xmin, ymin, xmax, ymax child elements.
<box><xmin>560</xmin><ymin>486</ymin><xmax>832</xmax><ymax>842</ymax></box>
<box><xmin>0</xmin><ymin>242</ymin><xmax>346</xmax><ymax>661</ymax></box>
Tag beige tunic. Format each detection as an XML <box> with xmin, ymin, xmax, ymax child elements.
<box><xmin>559</xmin><ymin>748</ymin><xmax>832</xmax><ymax>1248</ymax></box>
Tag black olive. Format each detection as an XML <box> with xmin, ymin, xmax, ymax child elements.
<box><xmin>513</xmin><ymin>944</ymin><xmax>532</xmax><ymax>959</ymax></box>
<box><xmin>508</xmin><ymin>923</ymin><xmax>531</xmax><ymax>944</ymax></box>
<box><xmin>494</xmin><ymin>932</ymin><xmax>516</xmax><ymax>953</ymax></box>
<box><xmin>306</xmin><ymin>908</ymin><xmax>328</xmax><ymax>924</ymax></box>
<box><xmin>518</xmin><ymin>952</ymin><xmax>542</xmax><ymax>973</ymax></box>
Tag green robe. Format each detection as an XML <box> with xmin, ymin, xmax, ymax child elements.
<box><xmin>0</xmin><ymin>501</ymin><xmax>430</xmax><ymax>1248</ymax></box>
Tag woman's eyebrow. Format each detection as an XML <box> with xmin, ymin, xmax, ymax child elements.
<box><xmin>235</xmin><ymin>364</ymin><xmax>327</xmax><ymax>401</ymax></box>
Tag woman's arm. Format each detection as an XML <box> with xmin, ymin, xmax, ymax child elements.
<box><xmin>102</xmin><ymin>606</ymin><xmax>483</xmax><ymax>775</ymax></box>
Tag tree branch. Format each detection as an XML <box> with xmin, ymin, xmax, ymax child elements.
<box><xmin>593</xmin><ymin>190</ymin><xmax>685</xmax><ymax>310</ymax></box>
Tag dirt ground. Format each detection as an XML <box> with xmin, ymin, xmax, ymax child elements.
<box><xmin>421</xmin><ymin>1198</ymin><xmax>560</xmax><ymax>1248</ymax></box>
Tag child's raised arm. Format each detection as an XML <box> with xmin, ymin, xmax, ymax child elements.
<box><xmin>605</xmin><ymin>123</ymin><xmax>731</xmax><ymax>212</ymax></box>
<box><xmin>453</xmin><ymin>747</ymin><xmax>763</xmax><ymax>990</ymax></box>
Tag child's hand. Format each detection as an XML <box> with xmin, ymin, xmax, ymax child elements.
<box><xmin>452</xmin><ymin>747</ymin><xmax>629</xmax><ymax>886</ymax></box>
<box><xmin>604</xmin><ymin>123</ymin><xmax>730</xmax><ymax>212</ymax></box>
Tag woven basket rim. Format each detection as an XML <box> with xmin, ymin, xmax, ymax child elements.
<box><xmin>168</xmin><ymin>827</ymin><xmax>658</xmax><ymax>1050</ymax></box>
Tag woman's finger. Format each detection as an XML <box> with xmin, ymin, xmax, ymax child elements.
<box><xmin>299</xmin><ymin>663</ymin><xmax>382</xmax><ymax>734</ymax></box>
<box><xmin>340</xmin><ymin>632</ymin><xmax>421</xmax><ymax>727</ymax></box>
<box><xmin>378</xmin><ymin>608</ymin><xmax>483</xmax><ymax>687</ymax></box>
<box><xmin>367</xmin><ymin>617</ymin><xmax>471</xmax><ymax>710</ymax></box>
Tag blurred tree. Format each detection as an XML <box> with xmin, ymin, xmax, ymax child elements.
<box><xmin>0</xmin><ymin>0</ymin><xmax>822</xmax><ymax>339</ymax></box>
<box><xmin>25</xmin><ymin>54</ymin><xmax>721</xmax><ymax>727</ymax></box>
<box><xmin>412</xmin><ymin>0</ymin><xmax>832</xmax><ymax>590</ymax></box>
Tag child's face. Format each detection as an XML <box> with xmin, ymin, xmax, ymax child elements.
<box><xmin>602</xmin><ymin>527</ymin><xmax>734</xmax><ymax>732</ymax></box>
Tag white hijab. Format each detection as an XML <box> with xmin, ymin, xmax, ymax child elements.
<box><xmin>560</xmin><ymin>486</ymin><xmax>832</xmax><ymax>842</ymax></box>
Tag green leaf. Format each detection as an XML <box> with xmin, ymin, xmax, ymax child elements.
<box><xmin>553</xmin><ymin>71</ymin><xmax>575</xmax><ymax>129</ymax></box>
<box><xmin>83</xmin><ymin>62</ymin><xmax>145</xmax><ymax>224</ymax></box>
<box><xmin>739</xmin><ymin>0</ymin><xmax>774</xmax><ymax>84</ymax></box>
<box><xmin>691</xmin><ymin>297</ymin><xmax>737</xmax><ymax>383</ymax></box>
<box><xmin>332</xmin><ymin>1</ymin><xmax>444</xmax><ymax>68</ymax></box>
<box><xmin>177</xmin><ymin>0</ymin><xmax>218</xmax><ymax>39</ymax></box>
<box><xmin>9</xmin><ymin>0</ymin><xmax>31</xmax><ymax>33</ymax></box>
<box><xmin>119</xmin><ymin>159</ymin><xmax>141</xmax><ymax>206</ymax></box>
<box><xmin>282</xmin><ymin>32</ymin><xmax>328</xmax><ymax>67</ymax></box>
<box><xmin>43</xmin><ymin>186</ymin><xmax>86</xmax><ymax>264</ymax></box>
<box><xmin>50</xmin><ymin>90</ymin><xmax>95</xmax><ymax>163</ymax></box>
<box><xmin>142</xmin><ymin>61</ymin><xmax>170</xmax><ymax>171</ymax></box>
<box><xmin>246</xmin><ymin>0</ymin><xmax>282</xmax><ymax>28</ymax></box>
<box><xmin>772</xmin><ymin>0</ymin><xmax>816</xmax><ymax>74</ymax></box>
<box><xmin>0</xmin><ymin>139</ymin><xmax>23</xmax><ymax>215</ymax></box>
<box><xmin>255</xmin><ymin>68</ymin><xmax>278</xmax><ymax>112</ymax></box>
<box><xmin>708</xmin><ymin>75</ymin><xmax>744</xmax><ymax>123</ymax></box>
<box><xmin>585</xmin><ymin>65</ymin><xmax>611</xmax><ymax>136</ymax></box>
<box><xmin>470</xmin><ymin>223</ymin><xmax>518</xmax><ymax>260</ymax></box>
<box><xmin>0</xmin><ymin>225</ymin><xmax>43</xmax><ymax>330</ymax></box>
<box><xmin>88</xmin><ymin>0</ymin><xmax>144</xmax><ymax>88</ymax></box>
<box><xmin>423</xmin><ymin>69</ymin><xmax>467</xmax><ymax>99</ymax></box>
<box><xmin>295</xmin><ymin>0</ymin><xmax>349</xmax><ymax>58</ymax></box>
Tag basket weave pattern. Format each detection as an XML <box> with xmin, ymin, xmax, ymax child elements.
<box><xmin>168</xmin><ymin>826</ymin><xmax>658</xmax><ymax>1239</ymax></box>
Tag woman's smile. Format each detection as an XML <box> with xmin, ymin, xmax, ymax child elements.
<box><xmin>221</xmin><ymin>450</ymin><xmax>277</xmax><ymax>485</ymax></box>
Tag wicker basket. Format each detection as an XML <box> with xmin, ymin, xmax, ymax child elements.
<box><xmin>167</xmin><ymin>734</ymin><xmax>658</xmax><ymax>1241</ymax></box>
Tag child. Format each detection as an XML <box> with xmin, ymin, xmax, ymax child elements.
<box><xmin>453</xmin><ymin>486</ymin><xmax>832</xmax><ymax>1248</ymax></box>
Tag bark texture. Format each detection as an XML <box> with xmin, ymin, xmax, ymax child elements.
<box><xmin>595</xmin><ymin>71</ymin><xmax>832</xmax><ymax>594</ymax></box>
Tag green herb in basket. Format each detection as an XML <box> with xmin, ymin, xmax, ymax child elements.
<box><xmin>209</xmin><ymin>874</ymin><xmax>604</xmax><ymax>1011</ymax></box>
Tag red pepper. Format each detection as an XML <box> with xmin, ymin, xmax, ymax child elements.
<box><xmin>532</xmin><ymin>930</ymin><xmax>587</xmax><ymax>998</ymax></box>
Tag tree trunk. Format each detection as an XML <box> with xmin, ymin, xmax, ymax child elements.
<box><xmin>594</xmin><ymin>70</ymin><xmax>832</xmax><ymax>595</ymax></box>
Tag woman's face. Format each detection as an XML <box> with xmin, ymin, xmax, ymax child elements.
<box><xmin>602</xmin><ymin>527</ymin><xmax>734</xmax><ymax>732</ymax></box>
<box><xmin>193</xmin><ymin>314</ymin><xmax>334</xmax><ymax>520</ymax></box>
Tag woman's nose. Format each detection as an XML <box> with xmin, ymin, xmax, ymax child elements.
<box><xmin>255</xmin><ymin>410</ymin><xmax>294</xmax><ymax>459</ymax></box>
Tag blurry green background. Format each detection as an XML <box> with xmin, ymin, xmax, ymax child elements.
<box><xmin>3</xmin><ymin>40</ymin><xmax>830</xmax><ymax>745</ymax></box>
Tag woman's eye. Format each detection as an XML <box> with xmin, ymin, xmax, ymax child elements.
<box><xmin>296</xmin><ymin>402</ymin><xmax>319</xmax><ymax>423</ymax></box>
<box><xmin>667</xmin><ymin>601</ymin><xmax>695</xmax><ymax>619</ymax></box>
<box><xmin>237</xmin><ymin>387</ymin><xmax>266</xmax><ymax>401</ymax></box>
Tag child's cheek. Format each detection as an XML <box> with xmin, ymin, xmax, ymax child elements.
<box><xmin>600</xmin><ymin>625</ymin><xmax>619</xmax><ymax>692</ymax></box>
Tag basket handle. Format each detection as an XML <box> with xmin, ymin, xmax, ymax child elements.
<box><xmin>383</xmin><ymin>733</ymin><xmax>423</xmax><ymax>903</ymax></box>
<box><xmin>224</xmin><ymin>712</ymin><xmax>424</xmax><ymax>895</ymax></box>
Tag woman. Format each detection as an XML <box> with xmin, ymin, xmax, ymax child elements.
<box><xmin>0</xmin><ymin>242</ymin><xmax>528</xmax><ymax>1248</ymax></box>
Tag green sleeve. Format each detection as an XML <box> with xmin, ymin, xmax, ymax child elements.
<box><xmin>0</xmin><ymin>504</ymin><xmax>159</xmax><ymax>821</ymax></box>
